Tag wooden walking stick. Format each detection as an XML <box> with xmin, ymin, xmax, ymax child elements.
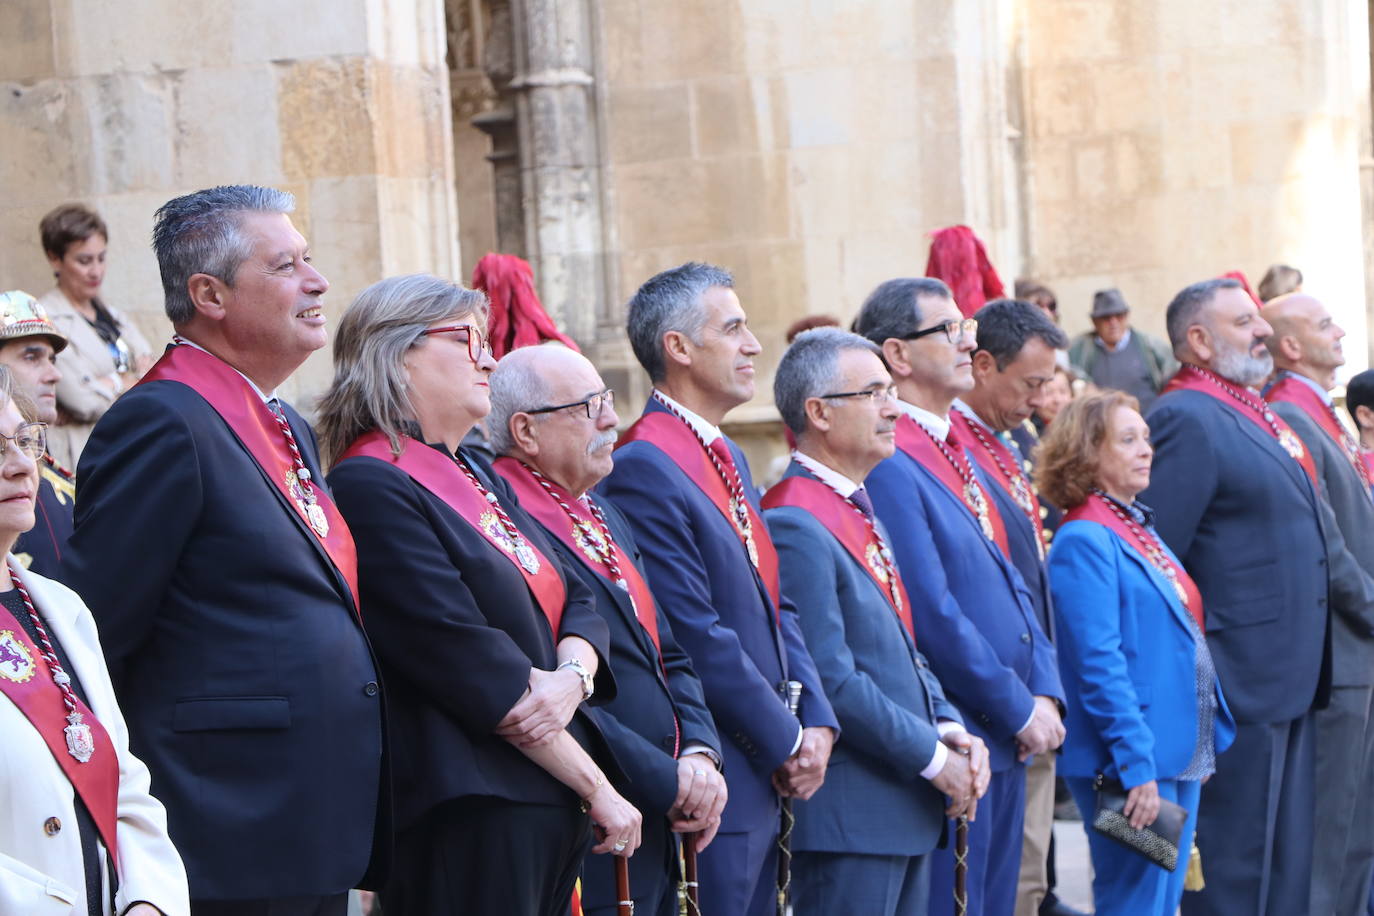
<box><xmin>953</xmin><ymin>815</ymin><xmax>970</xmax><ymax>916</ymax></box>
<box><xmin>777</xmin><ymin>680</ymin><xmax>803</xmax><ymax>916</ymax></box>
<box><xmin>682</xmin><ymin>834</ymin><xmax>701</xmax><ymax>916</ymax></box>
<box><xmin>616</xmin><ymin>856</ymin><xmax>634</xmax><ymax>916</ymax></box>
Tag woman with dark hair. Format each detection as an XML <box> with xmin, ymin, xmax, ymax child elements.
<box><xmin>1035</xmin><ymin>391</ymin><xmax>1234</xmax><ymax>916</ymax></box>
<box><xmin>37</xmin><ymin>203</ymin><xmax>154</xmax><ymax>468</ymax></box>
<box><xmin>318</xmin><ymin>274</ymin><xmax>640</xmax><ymax>915</ymax></box>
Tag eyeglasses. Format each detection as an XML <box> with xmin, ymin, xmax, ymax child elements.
<box><xmin>419</xmin><ymin>324</ymin><xmax>491</xmax><ymax>363</ymax></box>
<box><xmin>0</xmin><ymin>422</ymin><xmax>46</xmax><ymax>461</ymax></box>
<box><xmin>901</xmin><ymin>318</ymin><xmax>978</xmax><ymax>345</ymax></box>
<box><xmin>526</xmin><ymin>388</ymin><xmax>615</xmax><ymax>420</ymax></box>
<box><xmin>819</xmin><ymin>384</ymin><xmax>899</xmax><ymax>404</ymax></box>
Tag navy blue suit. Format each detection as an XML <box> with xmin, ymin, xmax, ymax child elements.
<box><xmin>526</xmin><ymin>492</ymin><xmax>720</xmax><ymax>916</ymax></box>
<box><xmin>767</xmin><ymin>462</ymin><xmax>959</xmax><ymax>916</ymax></box>
<box><xmin>15</xmin><ymin>458</ymin><xmax>75</xmax><ymax>581</ymax></box>
<box><xmin>1141</xmin><ymin>387</ymin><xmax>1332</xmax><ymax>916</ymax></box>
<box><xmin>63</xmin><ymin>382</ymin><xmax>385</xmax><ymax>902</ymax></box>
<box><xmin>1050</xmin><ymin>517</ymin><xmax>1235</xmax><ymax>915</ymax></box>
<box><xmin>866</xmin><ymin>419</ymin><xmax>1061</xmax><ymax>916</ymax></box>
<box><xmin>600</xmin><ymin>400</ymin><xmax>838</xmax><ymax>916</ymax></box>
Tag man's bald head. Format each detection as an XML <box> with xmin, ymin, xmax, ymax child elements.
<box><xmin>1260</xmin><ymin>293</ymin><xmax>1346</xmax><ymax>389</ymax></box>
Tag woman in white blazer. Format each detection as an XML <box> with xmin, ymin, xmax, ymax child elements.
<box><xmin>0</xmin><ymin>366</ymin><xmax>187</xmax><ymax>915</ymax></box>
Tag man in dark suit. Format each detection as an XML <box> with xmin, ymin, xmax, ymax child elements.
<box><xmin>600</xmin><ymin>262</ymin><xmax>839</xmax><ymax>916</ymax></box>
<box><xmin>951</xmin><ymin>299</ymin><xmax>1083</xmax><ymax>916</ymax></box>
<box><xmin>854</xmin><ymin>278</ymin><xmax>1064</xmax><ymax>916</ymax></box>
<box><xmin>62</xmin><ymin>186</ymin><xmax>384</xmax><ymax>916</ymax></box>
<box><xmin>489</xmin><ymin>344</ymin><xmax>727</xmax><ymax>916</ymax></box>
<box><xmin>763</xmin><ymin>327</ymin><xmax>988</xmax><ymax>915</ymax></box>
<box><xmin>1261</xmin><ymin>293</ymin><xmax>1374</xmax><ymax>916</ymax></box>
<box><xmin>1140</xmin><ymin>277</ymin><xmax>1335</xmax><ymax>916</ymax></box>
<box><xmin>0</xmin><ymin>290</ymin><xmax>74</xmax><ymax>581</ymax></box>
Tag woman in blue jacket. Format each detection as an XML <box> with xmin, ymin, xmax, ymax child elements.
<box><xmin>1036</xmin><ymin>391</ymin><xmax>1234</xmax><ymax>915</ymax></box>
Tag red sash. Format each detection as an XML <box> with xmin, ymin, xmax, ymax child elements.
<box><xmin>1161</xmin><ymin>366</ymin><xmax>1318</xmax><ymax>485</ymax></box>
<box><xmin>1265</xmin><ymin>374</ymin><xmax>1373</xmax><ymax>494</ymax></box>
<box><xmin>1063</xmin><ymin>495</ymin><xmax>1204</xmax><ymax>628</ymax></box>
<box><xmin>339</xmin><ymin>432</ymin><xmax>567</xmax><ymax>635</ymax></box>
<box><xmin>951</xmin><ymin>411</ymin><xmax>1046</xmax><ymax>548</ymax></box>
<box><xmin>494</xmin><ymin>458</ymin><xmax>661</xmax><ymax>653</ymax></box>
<box><xmin>0</xmin><ymin>596</ymin><xmax>120</xmax><ymax>866</ymax></box>
<box><xmin>1364</xmin><ymin>452</ymin><xmax>1374</xmax><ymax>485</ymax></box>
<box><xmin>138</xmin><ymin>344</ymin><xmax>360</xmax><ymax>613</ymax></box>
<box><xmin>762</xmin><ymin>475</ymin><xmax>915</xmax><ymax>642</ymax></box>
<box><xmin>894</xmin><ymin>415</ymin><xmax>1011</xmax><ymax>559</ymax></box>
<box><xmin>617</xmin><ymin>411</ymin><xmax>782</xmax><ymax>618</ymax></box>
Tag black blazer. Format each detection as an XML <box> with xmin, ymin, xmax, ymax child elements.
<box><xmin>328</xmin><ymin>445</ymin><xmax>614</xmax><ymax>832</ymax></box>
<box><xmin>62</xmin><ymin>381</ymin><xmax>385</xmax><ymax>900</ymax></box>
<box><xmin>1141</xmin><ymin>388</ymin><xmax>1332</xmax><ymax>723</ymax></box>
<box><xmin>16</xmin><ymin>461</ymin><xmax>75</xmax><ymax>581</ymax></box>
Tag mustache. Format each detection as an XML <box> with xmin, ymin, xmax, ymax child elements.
<box><xmin>587</xmin><ymin>431</ymin><xmax>618</xmax><ymax>455</ymax></box>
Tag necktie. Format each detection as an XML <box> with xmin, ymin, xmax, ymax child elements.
<box><xmin>849</xmin><ymin>486</ymin><xmax>875</xmax><ymax>521</ymax></box>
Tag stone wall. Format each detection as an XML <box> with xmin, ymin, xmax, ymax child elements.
<box><xmin>0</xmin><ymin>0</ymin><xmax>460</xmax><ymax>405</ymax></box>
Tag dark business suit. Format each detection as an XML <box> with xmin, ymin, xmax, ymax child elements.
<box><xmin>866</xmin><ymin>418</ymin><xmax>1062</xmax><ymax>916</ymax></box>
<box><xmin>1269</xmin><ymin>392</ymin><xmax>1374</xmax><ymax>916</ymax></box>
<box><xmin>600</xmin><ymin>400</ymin><xmax>838</xmax><ymax>916</ymax></box>
<box><xmin>62</xmin><ymin>382</ymin><xmax>385</xmax><ymax>905</ymax></box>
<box><xmin>329</xmin><ymin>445</ymin><xmax>614</xmax><ymax>916</ymax></box>
<box><xmin>1142</xmin><ymin>387</ymin><xmax>1332</xmax><ymax>916</ymax></box>
<box><xmin>523</xmin><ymin>491</ymin><xmax>720</xmax><ymax>916</ymax></box>
<box><xmin>767</xmin><ymin>462</ymin><xmax>959</xmax><ymax>916</ymax></box>
<box><xmin>15</xmin><ymin>457</ymin><xmax>75</xmax><ymax>581</ymax></box>
<box><xmin>1050</xmin><ymin>517</ymin><xmax>1236</xmax><ymax>915</ymax></box>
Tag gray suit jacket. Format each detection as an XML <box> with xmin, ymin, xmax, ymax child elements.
<box><xmin>1272</xmin><ymin>400</ymin><xmax>1374</xmax><ymax>686</ymax></box>
<box><xmin>766</xmin><ymin>465</ymin><xmax>960</xmax><ymax>857</ymax></box>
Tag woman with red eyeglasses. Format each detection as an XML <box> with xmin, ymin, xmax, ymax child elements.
<box><xmin>316</xmin><ymin>274</ymin><xmax>640</xmax><ymax>915</ymax></box>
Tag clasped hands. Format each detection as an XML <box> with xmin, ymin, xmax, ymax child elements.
<box><xmin>669</xmin><ymin>752</ymin><xmax>729</xmax><ymax>852</ymax></box>
<box><xmin>495</xmin><ymin>665</ymin><xmax>585</xmax><ymax>748</ymax></box>
<box><xmin>771</xmin><ymin>726</ymin><xmax>836</xmax><ymax>801</ymax></box>
<box><xmin>931</xmin><ymin>730</ymin><xmax>991</xmax><ymax>820</ymax></box>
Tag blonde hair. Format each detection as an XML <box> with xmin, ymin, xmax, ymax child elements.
<box><xmin>1033</xmin><ymin>390</ymin><xmax>1140</xmax><ymax>509</ymax></box>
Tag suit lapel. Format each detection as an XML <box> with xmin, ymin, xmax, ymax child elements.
<box><xmin>1215</xmin><ymin>396</ymin><xmax>1318</xmax><ymax>508</ymax></box>
<box><xmin>1112</xmin><ymin>535</ymin><xmax>1196</xmax><ymax>636</ymax></box>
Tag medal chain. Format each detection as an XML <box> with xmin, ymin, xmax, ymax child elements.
<box><xmin>960</xmin><ymin>416</ymin><xmax>1036</xmax><ymax>516</ymax></box>
<box><xmin>812</xmin><ymin>476</ymin><xmax>904</xmax><ymax>610</ymax></box>
<box><xmin>7</xmin><ymin>559</ymin><xmax>87</xmax><ymax>753</ymax></box>
<box><xmin>1089</xmin><ymin>490</ymin><xmax>1189</xmax><ymax>606</ymax></box>
<box><xmin>452</xmin><ymin>455</ymin><xmax>536</xmax><ymax>560</ymax></box>
<box><xmin>1188</xmin><ymin>365</ymin><xmax>1295</xmax><ymax>445</ymax></box>
<box><xmin>914</xmin><ymin>421</ymin><xmax>994</xmax><ymax>534</ymax></box>
<box><xmin>521</xmin><ymin>461</ymin><xmax>627</xmax><ymax>586</ymax></box>
<box><xmin>267</xmin><ymin>405</ymin><xmax>323</xmax><ymax>516</ymax></box>
<box><xmin>1319</xmin><ymin>400</ymin><xmax>1374</xmax><ymax>490</ymax></box>
<box><xmin>651</xmin><ymin>392</ymin><xmax>754</xmax><ymax>542</ymax></box>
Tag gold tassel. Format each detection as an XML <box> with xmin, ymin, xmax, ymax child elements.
<box><xmin>1184</xmin><ymin>842</ymin><xmax>1205</xmax><ymax>892</ymax></box>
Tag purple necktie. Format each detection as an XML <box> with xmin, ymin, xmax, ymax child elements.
<box><xmin>849</xmin><ymin>486</ymin><xmax>875</xmax><ymax>521</ymax></box>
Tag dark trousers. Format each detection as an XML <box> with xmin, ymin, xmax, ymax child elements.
<box><xmin>793</xmin><ymin>850</ymin><xmax>932</xmax><ymax>916</ymax></box>
<box><xmin>1311</xmin><ymin>684</ymin><xmax>1374</xmax><ymax>916</ymax></box>
<box><xmin>381</xmin><ymin>796</ymin><xmax>591</xmax><ymax>916</ymax></box>
<box><xmin>582</xmin><ymin>816</ymin><xmax>677</xmax><ymax>916</ymax></box>
<box><xmin>929</xmin><ymin>764</ymin><xmax>1026</xmax><ymax>916</ymax></box>
<box><xmin>695</xmin><ymin>821</ymin><xmax>781</xmax><ymax>916</ymax></box>
<box><xmin>1182</xmin><ymin>714</ymin><xmax>1316</xmax><ymax>916</ymax></box>
<box><xmin>192</xmin><ymin>895</ymin><xmax>348</xmax><ymax>916</ymax></box>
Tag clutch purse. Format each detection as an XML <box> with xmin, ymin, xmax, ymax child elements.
<box><xmin>1091</xmin><ymin>774</ymin><xmax>1187</xmax><ymax>871</ymax></box>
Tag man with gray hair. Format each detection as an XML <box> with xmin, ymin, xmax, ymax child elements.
<box><xmin>600</xmin><ymin>262</ymin><xmax>838</xmax><ymax>916</ymax></box>
<box><xmin>1140</xmin><ymin>277</ymin><xmax>1335</xmax><ymax>916</ymax></box>
<box><xmin>62</xmin><ymin>186</ymin><xmax>385</xmax><ymax>915</ymax></box>
<box><xmin>489</xmin><ymin>344</ymin><xmax>727</xmax><ymax>916</ymax></box>
<box><xmin>762</xmin><ymin>327</ymin><xmax>988</xmax><ymax>915</ymax></box>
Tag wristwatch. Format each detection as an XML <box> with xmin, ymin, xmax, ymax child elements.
<box><xmin>558</xmin><ymin>658</ymin><xmax>595</xmax><ymax>701</ymax></box>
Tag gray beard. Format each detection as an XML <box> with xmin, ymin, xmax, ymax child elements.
<box><xmin>1211</xmin><ymin>342</ymin><xmax>1273</xmax><ymax>388</ymax></box>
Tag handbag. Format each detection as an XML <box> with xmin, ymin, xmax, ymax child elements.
<box><xmin>1091</xmin><ymin>774</ymin><xmax>1187</xmax><ymax>871</ymax></box>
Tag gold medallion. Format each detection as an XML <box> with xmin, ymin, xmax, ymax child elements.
<box><xmin>1279</xmin><ymin>429</ymin><xmax>1305</xmax><ymax>461</ymax></box>
<box><xmin>0</xmin><ymin>630</ymin><xmax>36</xmax><ymax>683</ymax></box>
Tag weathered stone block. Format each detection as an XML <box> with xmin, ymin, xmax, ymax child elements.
<box><xmin>276</xmin><ymin>57</ymin><xmax>376</xmax><ymax>181</ymax></box>
<box><xmin>607</xmin><ymin>83</ymin><xmax>693</xmax><ymax>164</ymax></box>
<box><xmin>0</xmin><ymin>0</ymin><xmax>55</xmax><ymax>81</ymax></box>
<box><xmin>172</xmin><ymin>67</ymin><xmax>283</xmax><ymax>190</ymax></box>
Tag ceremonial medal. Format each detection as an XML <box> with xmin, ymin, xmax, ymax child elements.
<box><xmin>63</xmin><ymin>711</ymin><xmax>95</xmax><ymax>763</ymax></box>
<box><xmin>865</xmin><ymin>542</ymin><xmax>889</xmax><ymax>583</ymax></box>
<box><xmin>305</xmin><ymin>503</ymin><xmax>330</xmax><ymax>537</ymax></box>
<box><xmin>0</xmin><ymin>630</ymin><xmax>36</xmax><ymax>683</ymax></box>
<box><xmin>515</xmin><ymin>543</ymin><xmax>541</xmax><ymax>575</ymax></box>
<box><xmin>966</xmin><ymin>482</ymin><xmax>996</xmax><ymax>541</ymax></box>
<box><xmin>1279</xmin><ymin>428</ymin><xmax>1305</xmax><ymax>461</ymax></box>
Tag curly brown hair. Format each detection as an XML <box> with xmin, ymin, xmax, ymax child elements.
<box><xmin>1033</xmin><ymin>390</ymin><xmax>1140</xmax><ymax>509</ymax></box>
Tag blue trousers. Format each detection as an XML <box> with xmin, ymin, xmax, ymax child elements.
<box><xmin>928</xmin><ymin>765</ymin><xmax>1025</xmax><ymax>916</ymax></box>
<box><xmin>695</xmin><ymin>823</ymin><xmax>780</xmax><ymax>916</ymax></box>
<box><xmin>793</xmin><ymin>850</ymin><xmax>932</xmax><ymax>916</ymax></box>
<box><xmin>1067</xmin><ymin>777</ymin><xmax>1201</xmax><ymax>916</ymax></box>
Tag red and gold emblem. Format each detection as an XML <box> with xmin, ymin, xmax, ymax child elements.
<box><xmin>0</xmin><ymin>630</ymin><xmax>36</xmax><ymax>683</ymax></box>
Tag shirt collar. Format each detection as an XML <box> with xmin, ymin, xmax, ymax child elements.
<box><xmin>653</xmin><ymin>389</ymin><xmax>723</xmax><ymax>443</ymax></box>
<box><xmin>1284</xmin><ymin>370</ymin><xmax>1333</xmax><ymax>406</ymax></box>
<box><xmin>896</xmin><ymin>398</ymin><xmax>950</xmax><ymax>441</ymax></box>
<box><xmin>1099</xmin><ymin>489</ymin><xmax>1155</xmax><ymax>527</ymax></box>
<box><xmin>177</xmin><ymin>337</ymin><xmax>278</xmax><ymax>404</ymax></box>
<box><xmin>1094</xmin><ymin>328</ymin><xmax>1133</xmax><ymax>353</ymax></box>
<box><xmin>952</xmin><ymin>399</ymin><xmax>993</xmax><ymax>433</ymax></box>
<box><xmin>791</xmin><ymin>450</ymin><xmax>860</xmax><ymax>497</ymax></box>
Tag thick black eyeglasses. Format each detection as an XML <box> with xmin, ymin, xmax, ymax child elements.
<box><xmin>819</xmin><ymin>385</ymin><xmax>899</xmax><ymax>403</ymax></box>
<box><xmin>526</xmin><ymin>388</ymin><xmax>615</xmax><ymax>420</ymax></box>
<box><xmin>901</xmin><ymin>318</ymin><xmax>978</xmax><ymax>345</ymax></box>
<box><xmin>0</xmin><ymin>422</ymin><xmax>46</xmax><ymax>461</ymax></box>
<box><xmin>419</xmin><ymin>323</ymin><xmax>491</xmax><ymax>363</ymax></box>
